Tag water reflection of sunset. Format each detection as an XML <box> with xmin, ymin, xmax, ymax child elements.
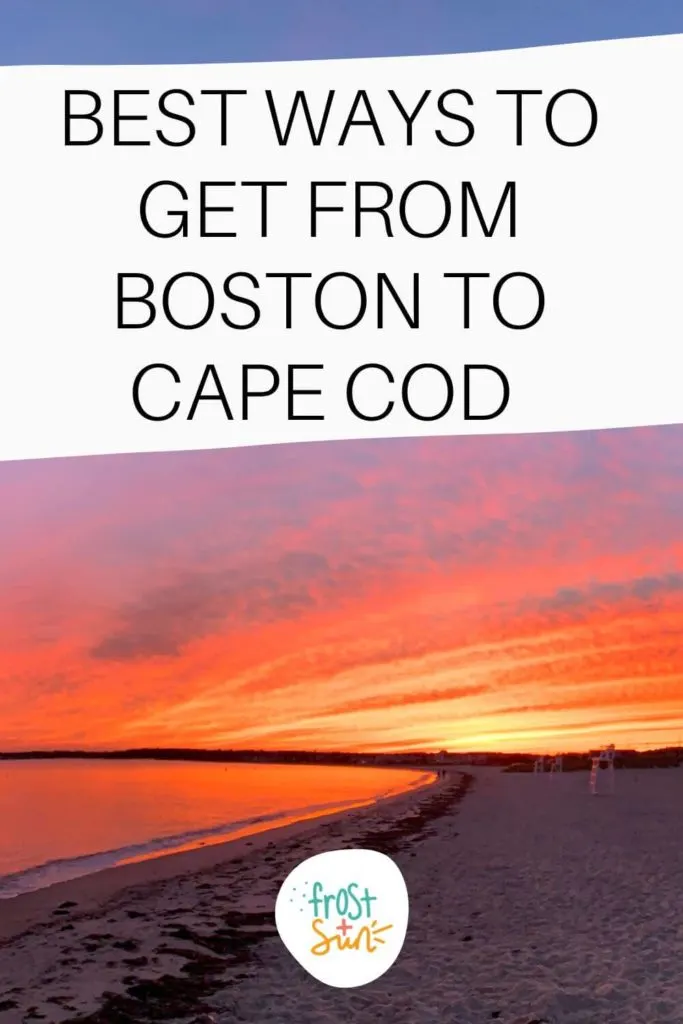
<box><xmin>2</xmin><ymin>428</ymin><xmax>682</xmax><ymax>754</ymax></box>
<box><xmin>0</xmin><ymin>760</ymin><xmax>427</xmax><ymax>884</ymax></box>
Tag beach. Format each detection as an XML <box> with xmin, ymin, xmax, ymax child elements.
<box><xmin>1</xmin><ymin>767</ymin><xmax>682</xmax><ymax>1024</ymax></box>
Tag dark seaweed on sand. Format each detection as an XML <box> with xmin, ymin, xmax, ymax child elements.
<box><xmin>61</xmin><ymin>774</ymin><xmax>474</xmax><ymax>1024</ymax></box>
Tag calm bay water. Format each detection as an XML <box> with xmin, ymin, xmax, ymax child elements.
<box><xmin>0</xmin><ymin>759</ymin><xmax>431</xmax><ymax>898</ymax></box>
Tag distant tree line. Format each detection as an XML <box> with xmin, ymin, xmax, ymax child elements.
<box><xmin>1</xmin><ymin>746</ymin><xmax>680</xmax><ymax>769</ymax></box>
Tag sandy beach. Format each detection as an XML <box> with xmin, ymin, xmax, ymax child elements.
<box><xmin>1</xmin><ymin>767</ymin><xmax>683</xmax><ymax>1024</ymax></box>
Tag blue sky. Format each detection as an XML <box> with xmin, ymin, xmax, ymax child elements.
<box><xmin>0</xmin><ymin>0</ymin><xmax>681</xmax><ymax>65</ymax></box>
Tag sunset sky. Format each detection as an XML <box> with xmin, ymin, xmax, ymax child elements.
<box><xmin>1</xmin><ymin>427</ymin><xmax>682</xmax><ymax>754</ymax></box>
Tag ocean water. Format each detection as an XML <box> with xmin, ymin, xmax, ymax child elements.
<box><xmin>0</xmin><ymin>759</ymin><xmax>432</xmax><ymax>898</ymax></box>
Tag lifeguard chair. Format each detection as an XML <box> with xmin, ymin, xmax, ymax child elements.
<box><xmin>590</xmin><ymin>744</ymin><xmax>615</xmax><ymax>794</ymax></box>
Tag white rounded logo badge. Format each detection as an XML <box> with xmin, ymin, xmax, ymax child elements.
<box><xmin>275</xmin><ymin>848</ymin><xmax>409</xmax><ymax>988</ymax></box>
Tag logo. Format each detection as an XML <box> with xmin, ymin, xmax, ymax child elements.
<box><xmin>274</xmin><ymin>848</ymin><xmax>409</xmax><ymax>988</ymax></box>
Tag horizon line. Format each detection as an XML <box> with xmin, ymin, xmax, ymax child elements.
<box><xmin>1</xmin><ymin>744</ymin><xmax>680</xmax><ymax>759</ymax></box>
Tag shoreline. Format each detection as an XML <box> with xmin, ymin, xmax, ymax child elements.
<box><xmin>0</xmin><ymin>767</ymin><xmax>440</xmax><ymax>943</ymax></box>
<box><xmin>0</xmin><ymin>769</ymin><xmax>472</xmax><ymax>1024</ymax></box>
